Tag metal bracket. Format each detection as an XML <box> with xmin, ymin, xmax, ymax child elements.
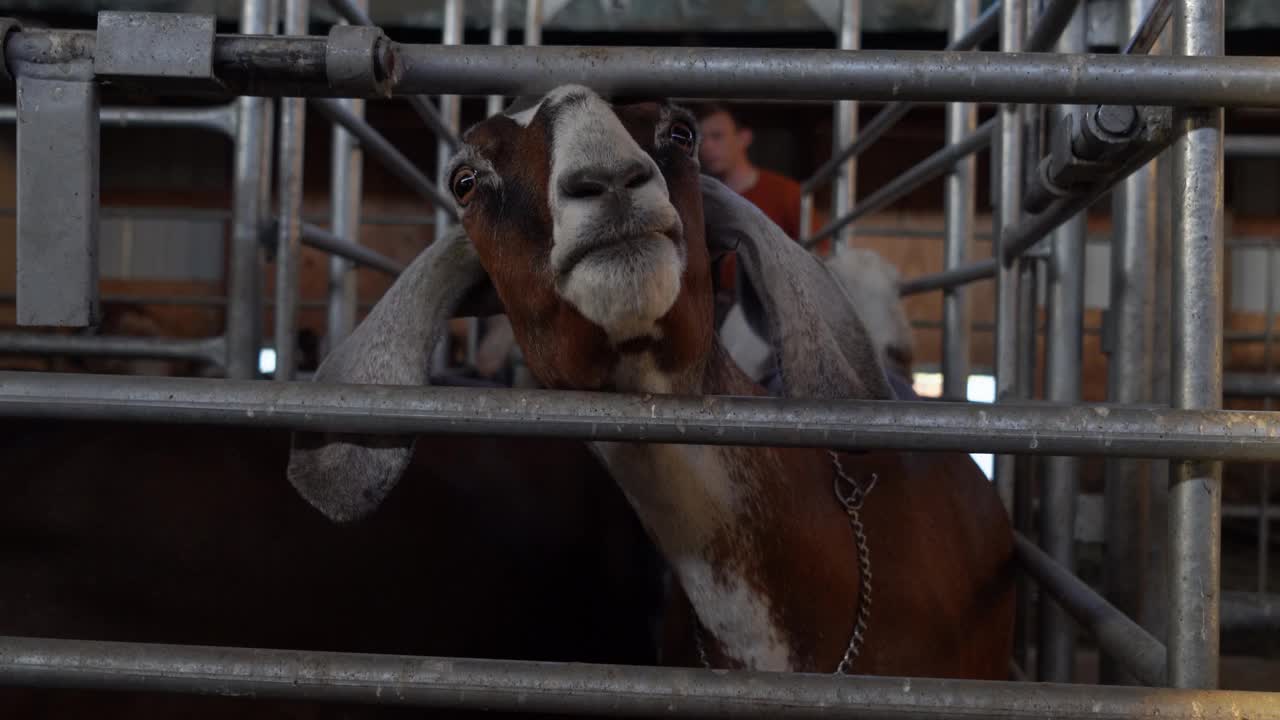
<box><xmin>0</xmin><ymin>18</ymin><xmax>22</xmax><ymax>87</ymax></box>
<box><xmin>95</xmin><ymin>11</ymin><xmax>221</xmax><ymax>91</ymax></box>
<box><xmin>326</xmin><ymin>25</ymin><xmax>398</xmax><ymax>98</ymax></box>
<box><xmin>16</xmin><ymin>76</ymin><xmax>100</xmax><ymax>327</ymax></box>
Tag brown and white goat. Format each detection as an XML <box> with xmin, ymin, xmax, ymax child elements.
<box><xmin>288</xmin><ymin>86</ymin><xmax>1013</xmax><ymax>678</ymax></box>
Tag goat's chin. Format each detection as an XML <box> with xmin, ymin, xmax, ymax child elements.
<box><xmin>557</xmin><ymin>235</ymin><xmax>684</xmax><ymax>344</ymax></box>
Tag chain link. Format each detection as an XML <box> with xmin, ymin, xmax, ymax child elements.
<box><xmin>695</xmin><ymin>450</ymin><xmax>876</xmax><ymax>674</ymax></box>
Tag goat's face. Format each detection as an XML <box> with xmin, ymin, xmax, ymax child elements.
<box><xmin>446</xmin><ymin>85</ymin><xmax>712</xmax><ymax>390</ymax></box>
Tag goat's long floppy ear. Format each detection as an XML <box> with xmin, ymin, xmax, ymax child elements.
<box><xmin>286</xmin><ymin>227</ymin><xmax>495</xmax><ymax>522</ymax></box>
<box><xmin>700</xmin><ymin>175</ymin><xmax>892</xmax><ymax>401</ymax></box>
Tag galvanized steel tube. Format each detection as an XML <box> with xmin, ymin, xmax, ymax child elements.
<box><xmin>1038</xmin><ymin>0</ymin><xmax>1088</xmax><ymax>684</ymax></box>
<box><xmin>326</xmin><ymin>0</ymin><xmax>366</xmax><ymax>351</ymax></box>
<box><xmin>2</xmin><ymin>635</ymin><xmax>1273</xmax><ymax>720</ymax></box>
<box><xmin>993</xmin><ymin>0</ymin><xmax>1026</xmax><ymax>514</ymax></box>
<box><xmin>1168</xmin><ymin>0</ymin><xmax>1225</xmax><ymax>690</ymax></box>
<box><xmin>0</xmin><ymin>333</ymin><xmax>225</xmax><ymax>368</ymax></box>
<box><xmin>1101</xmin><ymin>0</ymin><xmax>1159</xmax><ymax>686</ymax></box>
<box><xmin>273</xmin><ymin>0</ymin><xmax>309</xmax><ymax>381</ymax></box>
<box><xmin>524</xmin><ymin>0</ymin><xmax>543</xmax><ymax>46</ymax></box>
<box><xmin>435</xmin><ymin>0</ymin><xmax>463</xmax><ymax>247</ymax></box>
<box><xmin>227</xmin><ymin>0</ymin><xmax>273</xmax><ymax>379</ymax></box>
<box><xmin>0</xmin><ymin>104</ymin><xmax>236</xmax><ymax>136</ymax></box>
<box><xmin>301</xmin><ymin>223</ymin><xmax>403</xmax><ymax>276</ymax></box>
<box><xmin>942</xmin><ymin>0</ymin><xmax>979</xmax><ymax>400</ymax></box>
<box><xmin>830</xmin><ymin>0</ymin><xmax>860</xmax><ymax>253</ymax></box>
<box><xmin>487</xmin><ymin>0</ymin><xmax>509</xmax><ymax>117</ymax></box>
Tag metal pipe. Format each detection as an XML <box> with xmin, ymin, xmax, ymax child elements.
<box><xmin>436</xmin><ymin>0</ymin><xmax>463</xmax><ymax>248</ymax></box>
<box><xmin>1013</xmin><ymin>534</ymin><xmax>1166</xmax><ymax>687</ymax></box>
<box><xmin>524</xmin><ymin>0</ymin><xmax>543</xmax><ymax>46</ymax></box>
<box><xmin>1259</xmin><ymin>234</ymin><xmax>1275</xmax><ymax>598</ymax></box>
<box><xmin>273</xmin><ymin>0</ymin><xmax>310</xmax><ymax>382</ymax></box>
<box><xmin>1123</xmin><ymin>0</ymin><xmax>1174</xmax><ymax>54</ymax></box>
<box><xmin>3</xmin><ymin>372</ymin><xmax>1280</xmax><ymax>461</ymax></box>
<box><xmin>226</xmin><ymin>0</ymin><xmax>272</xmax><ymax>380</ymax></box>
<box><xmin>941</xmin><ymin>0</ymin><xmax>979</xmax><ymax>401</ymax></box>
<box><xmin>1168</xmin><ymin>0</ymin><xmax>1225</xmax><ymax>690</ymax></box>
<box><xmin>899</xmin><ymin>258</ymin><xmax>995</xmax><ymax>296</ymax></box>
<box><xmin>1224</xmin><ymin>135</ymin><xmax>1280</xmax><ymax>158</ymax></box>
<box><xmin>326</xmin><ymin>1</ymin><xmax>366</xmax><ymax>351</ymax></box>
<box><xmin>1101</xmin><ymin>0</ymin><xmax>1159</xmax><ymax>687</ymax></box>
<box><xmin>804</xmin><ymin>119</ymin><xmax>996</xmax><ymax>249</ymax></box>
<box><xmin>326</xmin><ymin>0</ymin><xmax>372</xmax><ymax>25</ymax></box>
<box><xmin>0</xmin><ymin>103</ymin><xmax>236</xmax><ymax>136</ymax></box>
<box><xmin>799</xmin><ymin>2</ymin><xmax>1000</xmax><ymax>196</ymax></box>
<box><xmin>300</xmin><ymin>222</ymin><xmax>403</xmax><ymax>276</ymax></box>
<box><xmin>486</xmin><ymin>0</ymin><xmax>509</xmax><ymax>117</ymax></box>
<box><xmin>1223</xmin><ymin>373</ymin><xmax>1280</xmax><ymax>397</ymax></box>
<box><xmin>1024</xmin><ymin>0</ymin><xmax>1083</xmax><ymax>53</ymax></box>
<box><xmin>993</xmin><ymin>0</ymin><xmax>1026</xmax><ymax>516</ymax></box>
<box><xmin>3</xmin><ymin>636</ymin><xmax>1275</xmax><ymax>720</ymax></box>
<box><xmin>0</xmin><ymin>333</ymin><xmax>225</xmax><ymax>368</ymax></box>
<box><xmin>309</xmin><ymin>98</ymin><xmax>458</xmax><ymax>220</ymax></box>
<box><xmin>830</xmin><ymin>0</ymin><xmax>861</xmax><ymax>253</ymax></box>
<box><xmin>1037</xmin><ymin>0</ymin><xmax>1088</xmax><ymax>684</ymax></box>
<box><xmin>13</xmin><ymin>31</ymin><xmax>1280</xmax><ymax>106</ymax></box>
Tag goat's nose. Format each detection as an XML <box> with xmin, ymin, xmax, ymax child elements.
<box><xmin>558</xmin><ymin>160</ymin><xmax>654</xmax><ymax>200</ymax></box>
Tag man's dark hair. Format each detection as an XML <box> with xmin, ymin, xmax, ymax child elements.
<box><xmin>695</xmin><ymin>101</ymin><xmax>747</xmax><ymax>129</ymax></box>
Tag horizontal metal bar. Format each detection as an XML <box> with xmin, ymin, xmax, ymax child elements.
<box><xmin>13</xmin><ymin>30</ymin><xmax>1280</xmax><ymax>107</ymax></box>
<box><xmin>799</xmin><ymin>2</ymin><xmax>1001</xmax><ymax>194</ymax></box>
<box><xmin>1224</xmin><ymin>134</ymin><xmax>1280</xmax><ymax>158</ymax></box>
<box><xmin>805</xmin><ymin>118</ymin><xmax>997</xmax><ymax>248</ymax></box>
<box><xmin>1</xmin><ymin>293</ymin><xmax>376</xmax><ymax>312</ymax></box>
<box><xmin>2</xmin><ymin>372</ymin><xmax>1280</xmax><ymax>461</ymax></box>
<box><xmin>327</xmin><ymin>0</ymin><xmax>373</xmax><ymax>26</ymax></box>
<box><xmin>1</xmin><ymin>635</ymin><xmax>1276</xmax><ymax>719</ymax></box>
<box><xmin>898</xmin><ymin>258</ymin><xmax>997</xmax><ymax>295</ymax></box>
<box><xmin>1222</xmin><ymin>503</ymin><xmax>1280</xmax><ymax>520</ymax></box>
<box><xmin>299</xmin><ymin>221</ymin><xmax>405</xmax><ymax>275</ymax></box>
<box><xmin>1013</xmin><ymin>533</ymin><xmax>1166</xmax><ymax>686</ymax></box>
<box><xmin>1224</xmin><ymin>373</ymin><xmax>1280</xmax><ymax>397</ymax></box>
<box><xmin>308</xmin><ymin>97</ymin><xmax>458</xmax><ymax>219</ymax></box>
<box><xmin>0</xmin><ymin>103</ymin><xmax>236</xmax><ymax>136</ymax></box>
<box><xmin>0</xmin><ymin>333</ymin><xmax>225</xmax><ymax>367</ymax></box>
<box><xmin>1221</xmin><ymin>591</ymin><xmax>1280</xmax><ymax>632</ymax></box>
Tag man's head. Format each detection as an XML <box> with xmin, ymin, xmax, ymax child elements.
<box><xmin>696</xmin><ymin>103</ymin><xmax>752</xmax><ymax>179</ymax></box>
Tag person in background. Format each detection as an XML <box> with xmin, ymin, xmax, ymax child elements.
<box><xmin>697</xmin><ymin>103</ymin><xmax>824</xmax><ymax>326</ymax></box>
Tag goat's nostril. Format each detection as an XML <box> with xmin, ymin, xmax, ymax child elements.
<box><xmin>560</xmin><ymin>170</ymin><xmax>609</xmax><ymax>199</ymax></box>
<box><xmin>623</xmin><ymin>162</ymin><xmax>654</xmax><ymax>190</ymax></box>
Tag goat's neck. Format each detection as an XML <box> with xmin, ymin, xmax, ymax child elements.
<box><xmin>593</xmin><ymin>344</ymin><xmax>859</xmax><ymax>672</ymax></box>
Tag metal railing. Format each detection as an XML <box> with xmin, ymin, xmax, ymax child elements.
<box><xmin>0</xmin><ymin>0</ymin><xmax>1275</xmax><ymax>715</ymax></box>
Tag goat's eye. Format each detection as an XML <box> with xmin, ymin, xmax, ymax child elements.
<box><xmin>669</xmin><ymin>122</ymin><xmax>695</xmax><ymax>154</ymax></box>
<box><xmin>451</xmin><ymin>166</ymin><xmax>478</xmax><ymax>205</ymax></box>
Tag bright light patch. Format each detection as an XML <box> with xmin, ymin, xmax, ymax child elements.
<box><xmin>909</xmin><ymin>372</ymin><xmax>996</xmax><ymax>480</ymax></box>
<box><xmin>258</xmin><ymin>348</ymin><xmax>277</xmax><ymax>376</ymax></box>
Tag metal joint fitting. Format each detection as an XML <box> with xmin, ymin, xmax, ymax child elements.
<box><xmin>1024</xmin><ymin>155</ymin><xmax>1074</xmax><ymax>214</ymax></box>
<box><xmin>327</xmin><ymin>25</ymin><xmax>399</xmax><ymax>98</ymax></box>
<box><xmin>94</xmin><ymin>11</ymin><xmax>221</xmax><ymax>91</ymax></box>
<box><xmin>0</xmin><ymin>18</ymin><xmax>23</xmax><ymax>87</ymax></box>
<box><xmin>1073</xmin><ymin>105</ymin><xmax>1141</xmax><ymax>161</ymax></box>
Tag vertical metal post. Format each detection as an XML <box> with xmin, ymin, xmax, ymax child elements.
<box><xmin>274</xmin><ymin>0</ymin><xmax>310</xmax><ymax>381</ymax></box>
<box><xmin>1101</xmin><ymin>0</ymin><xmax>1158</xmax><ymax>685</ymax></box>
<box><xmin>524</xmin><ymin>0</ymin><xmax>543</xmax><ymax>46</ymax></box>
<box><xmin>431</xmin><ymin>0</ymin><xmax>465</xmax><ymax>373</ymax></box>
<box><xmin>1260</xmin><ymin>239</ymin><xmax>1275</xmax><ymax>597</ymax></box>
<box><xmin>942</xmin><ymin>0</ymin><xmax>978</xmax><ymax>400</ymax></box>
<box><xmin>326</xmin><ymin>1</ymin><xmax>367</xmax><ymax>353</ymax></box>
<box><xmin>1038</xmin><ymin>0</ymin><xmax>1088</xmax><ymax>684</ymax></box>
<box><xmin>227</xmin><ymin>0</ymin><xmax>273</xmax><ymax>378</ymax></box>
<box><xmin>831</xmin><ymin>0</ymin><xmax>860</xmax><ymax>255</ymax></box>
<box><xmin>1168</xmin><ymin>0</ymin><xmax>1224</xmax><ymax>690</ymax></box>
<box><xmin>994</xmin><ymin>0</ymin><xmax>1026</xmax><ymax>514</ymax></box>
<box><xmin>799</xmin><ymin>193</ymin><xmax>815</xmax><ymax>245</ymax></box>
<box><xmin>486</xmin><ymin>0</ymin><xmax>509</xmax><ymax>117</ymax></box>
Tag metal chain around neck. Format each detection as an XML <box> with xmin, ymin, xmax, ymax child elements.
<box><xmin>695</xmin><ymin>450</ymin><xmax>877</xmax><ymax>674</ymax></box>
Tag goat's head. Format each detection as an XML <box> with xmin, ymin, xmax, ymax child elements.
<box><xmin>286</xmin><ymin>84</ymin><xmax>893</xmax><ymax>523</ymax></box>
<box><xmin>443</xmin><ymin>85</ymin><xmax>713</xmax><ymax>390</ymax></box>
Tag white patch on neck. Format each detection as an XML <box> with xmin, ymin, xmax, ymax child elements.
<box><xmin>592</xmin><ymin>439</ymin><xmax>790</xmax><ymax>671</ymax></box>
<box><xmin>677</xmin><ymin>556</ymin><xmax>794</xmax><ymax>672</ymax></box>
<box><xmin>507</xmin><ymin>102</ymin><xmax>541</xmax><ymax>127</ymax></box>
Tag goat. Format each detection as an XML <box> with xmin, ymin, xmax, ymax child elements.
<box><xmin>288</xmin><ymin>86</ymin><xmax>1014</xmax><ymax>678</ymax></box>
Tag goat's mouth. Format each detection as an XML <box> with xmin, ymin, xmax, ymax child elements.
<box><xmin>552</xmin><ymin>230</ymin><xmax>681</xmax><ymax>281</ymax></box>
